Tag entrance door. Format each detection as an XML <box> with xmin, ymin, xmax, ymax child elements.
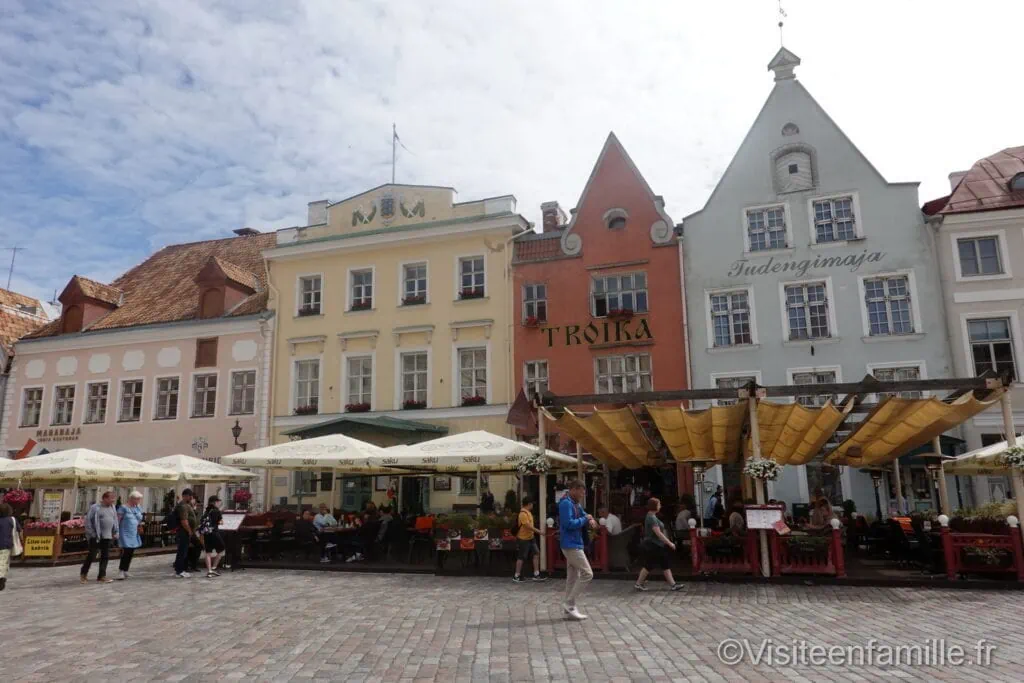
<box><xmin>341</xmin><ymin>476</ymin><xmax>372</xmax><ymax>511</ymax></box>
<box><xmin>400</xmin><ymin>477</ymin><xmax>430</xmax><ymax>515</ymax></box>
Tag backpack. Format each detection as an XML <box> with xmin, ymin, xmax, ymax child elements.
<box><xmin>198</xmin><ymin>510</ymin><xmax>214</xmax><ymax>535</ymax></box>
<box><xmin>164</xmin><ymin>507</ymin><xmax>180</xmax><ymax>530</ymax></box>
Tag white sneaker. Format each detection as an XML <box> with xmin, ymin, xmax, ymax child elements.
<box><xmin>320</xmin><ymin>557</ymin><xmax>330</xmax><ymax>564</ymax></box>
<box><xmin>325</xmin><ymin>543</ymin><xmax>337</xmax><ymax>549</ymax></box>
<box><xmin>175</xmin><ymin>572</ymin><xmax>192</xmax><ymax>579</ymax></box>
<box><xmin>122</xmin><ymin>571</ymin><xmax>130</xmax><ymax>580</ymax></box>
<box><xmin>566</xmin><ymin>607</ymin><xmax>588</xmax><ymax>621</ymax></box>
<box><xmin>116</xmin><ymin>571</ymin><xmax>127</xmax><ymax>581</ymax></box>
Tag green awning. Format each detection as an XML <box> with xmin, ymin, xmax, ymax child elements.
<box><xmin>282</xmin><ymin>414</ymin><xmax>448</xmax><ymax>439</ymax></box>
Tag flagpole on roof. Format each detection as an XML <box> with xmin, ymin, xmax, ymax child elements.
<box><xmin>392</xmin><ymin>123</ymin><xmax>397</xmax><ymax>184</ymax></box>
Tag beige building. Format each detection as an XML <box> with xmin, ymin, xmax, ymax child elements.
<box><xmin>265</xmin><ymin>184</ymin><xmax>529</xmax><ymax>513</ymax></box>
<box><xmin>926</xmin><ymin>146</ymin><xmax>1024</xmax><ymax>504</ymax></box>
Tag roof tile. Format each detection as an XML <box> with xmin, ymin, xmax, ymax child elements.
<box><xmin>941</xmin><ymin>146</ymin><xmax>1024</xmax><ymax>215</ymax></box>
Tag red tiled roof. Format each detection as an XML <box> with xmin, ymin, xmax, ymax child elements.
<box><xmin>941</xmin><ymin>146</ymin><xmax>1024</xmax><ymax>215</ymax></box>
<box><xmin>921</xmin><ymin>194</ymin><xmax>950</xmax><ymax>216</ymax></box>
<box><xmin>72</xmin><ymin>276</ymin><xmax>123</xmax><ymax>306</ymax></box>
<box><xmin>26</xmin><ymin>233</ymin><xmax>275</xmax><ymax>339</ymax></box>
<box><xmin>513</xmin><ymin>233</ymin><xmax>571</xmax><ymax>263</ymax></box>
<box><xmin>0</xmin><ymin>288</ymin><xmax>43</xmax><ymax>311</ymax></box>
<box><xmin>0</xmin><ymin>288</ymin><xmax>47</xmax><ymax>354</ymax></box>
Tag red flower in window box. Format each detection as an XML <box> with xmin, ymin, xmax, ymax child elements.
<box><xmin>345</xmin><ymin>402</ymin><xmax>371</xmax><ymax>413</ymax></box>
<box><xmin>294</xmin><ymin>404</ymin><xmax>319</xmax><ymax>415</ymax></box>
<box><xmin>350</xmin><ymin>300</ymin><xmax>372</xmax><ymax>312</ymax></box>
<box><xmin>403</xmin><ymin>399</ymin><xmax>427</xmax><ymax>410</ymax></box>
<box><xmin>523</xmin><ymin>316</ymin><xmax>541</xmax><ymax>328</ymax></box>
<box><xmin>232</xmin><ymin>489</ymin><xmax>252</xmax><ymax>504</ymax></box>
<box><xmin>607</xmin><ymin>308</ymin><xmax>634</xmax><ymax>320</ymax></box>
<box><xmin>297</xmin><ymin>305</ymin><xmax>320</xmax><ymax>317</ymax></box>
<box><xmin>459</xmin><ymin>287</ymin><xmax>485</xmax><ymax>300</ymax></box>
<box><xmin>402</xmin><ymin>294</ymin><xmax>426</xmax><ymax>306</ymax></box>
<box><xmin>461</xmin><ymin>395</ymin><xmax>487</xmax><ymax>407</ymax></box>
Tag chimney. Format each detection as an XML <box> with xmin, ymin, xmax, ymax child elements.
<box><xmin>540</xmin><ymin>201</ymin><xmax>567</xmax><ymax>233</ymax></box>
<box><xmin>948</xmin><ymin>171</ymin><xmax>969</xmax><ymax>192</ymax></box>
<box><xmin>307</xmin><ymin>199</ymin><xmax>329</xmax><ymax>226</ymax></box>
<box><xmin>233</xmin><ymin>227</ymin><xmax>260</xmax><ymax>236</ymax></box>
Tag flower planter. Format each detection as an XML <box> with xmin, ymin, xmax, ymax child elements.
<box><xmin>349</xmin><ymin>301</ymin><xmax>372</xmax><ymax>312</ymax></box>
<box><xmin>294</xmin><ymin>405</ymin><xmax>319</xmax><ymax>416</ymax></box>
<box><xmin>461</xmin><ymin>396</ymin><xmax>487</xmax><ymax>407</ymax></box>
<box><xmin>607</xmin><ymin>309</ymin><xmax>634</xmax><ymax>321</ymax></box>
<box><xmin>403</xmin><ymin>401</ymin><xmax>427</xmax><ymax>411</ymax></box>
<box><xmin>459</xmin><ymin>288</ymin><xmax>485</xmax><ymax>300</ymax></box>
<box><xmin>402</xmin><ymin>296</ymin><xmax>426</xmax><ymax>306</ymax></box>
<box><xmin>297</xmin><ymin>306</ymin><xmax>320</xmax><ymax>317</ymax></box>
<box><xmin>345</xmin><ymin>403</ymin><xmax>372</xmax><ymax>413</ymax></box>
<box><xmin>523</xmin><ymin>316</ymin><xmax>543</xmax><ymax>328</ymax></box>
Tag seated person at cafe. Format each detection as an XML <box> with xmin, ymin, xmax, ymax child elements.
<box><xmin>674</xmin><ymin>495</ymin><xmax>695</xmax><ymax>532</ymax></box>
<box><xmin>598</xmin><ymin>507</ymin><xmax>622</xmax><ymax>535</ymax></box>
<box><xmin>313</xmin><ymin>504</ymin><xmax>338</xmax><ymax>563</ymax></box>
<box><xmin>294</xmin><ymin>509</ymin><xmax>322</xmax><ymax>558</ymax></box>
<box><xmin>728</xmin><ymin>502</ymin><xmax>746</xmax><ymax>535</ymax></box>
<box><xmin>377</xmin><ymin>505</ymin><xmax>394</xmax><ymax>543</ymax></box>
<box><xmin>806</xmin><ymin>498</ymin><xmax>835</xmax><ymax>533</ymax></box>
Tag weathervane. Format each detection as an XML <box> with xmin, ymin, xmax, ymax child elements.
<box><xmin>777</xmin><ymin>0</ymin><xmax>787</xmax><ymax>46</ymax></box>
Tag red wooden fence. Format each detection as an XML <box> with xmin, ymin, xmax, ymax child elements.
<box><xmin>768</xmin><ymin>527</ymin><xmax>846</xmax><ymax>578</ymax></box>
<box><xmin>940</xmin><ymin>518</ymin><xmax>1024</xmax><ymax>581</ymax></box>
<box><xmin>689</xmin><ymin>528</ymin><xmax>759</xmax><ymax>575</ymax></box>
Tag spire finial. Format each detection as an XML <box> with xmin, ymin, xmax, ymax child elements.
<box><xmin>778</xmin><ymin>0</ymin><xmax>787</xmax><ymax>46</ymax></box>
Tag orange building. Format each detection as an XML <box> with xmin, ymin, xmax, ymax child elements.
<box><xmin>512</xmin><ymin>133</ymin><xmax>691</xmax><ymax>495</ymax></box>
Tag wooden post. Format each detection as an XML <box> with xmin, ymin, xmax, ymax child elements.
<box><xmin>891</xmin><ymin>456</ymin><xmax>904</xmax><ymax>515</ymax></box>
<box><xmin>537</xmin><ymin>402</ymin><xmax>548</xmax><ymax>572</ymax></box>
<box><xmin>933</xmin><ymin>436</ymin><xmax>950</xmax><ymax>514</ymax></box>
<box><xmin>746</xmin><ymin>392</ymin><xmax>771</xmax><ymax>578</ymax></box>
<box><xmin>999</xmin><ymin>393</ymin><xmax>1024</xmax><ymax>541</ymax></box>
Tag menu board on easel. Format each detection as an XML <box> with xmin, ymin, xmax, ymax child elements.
<box><xmin>41</xmin><ymin>490</ymin><xmax>64</xmax><ymax>523</ymax></box>
<box><xmin>220</xmin><ymin>513</ymin><xmax>246</xmax><ymax>532</ymax></box>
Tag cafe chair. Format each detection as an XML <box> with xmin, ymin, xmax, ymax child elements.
<box><xmin>607</xmin><ymin>525</ymin><xmax>639</xmax><ymax>571</ymax></box>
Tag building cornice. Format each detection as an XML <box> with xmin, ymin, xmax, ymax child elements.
<box><xmin>273</xmin><ymin>403</ymin><xmax>510</xmax><ymax>428</ymax></box>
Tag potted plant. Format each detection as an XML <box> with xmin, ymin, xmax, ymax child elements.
<box><xmin>523</xmin><ymin>315</ymin><xmax>540</xmax><ymax>328</ymax></box>
<box><xmin>742</xmin><ymin>457</ymin><xmax>781</xmax><ymax>481</ymax></box>
<box><xmin>297</xmin><ymin>305</ymin><xmax>320</xmax><ymax>317</ymax></box>
<box><xmin>459</xmin><ymin>286</ymin><xmax>485</xmax><ymax>300</ymax></box>
<box><xmin>345</xmin><ymin>402</ymin><xmax>372</xmax><ymax>413</ymax></box>
<box><xmin>350</xmin><ymin>299</ymin><xmax>372</xmax><ymax>312</ymax></box>
<box><xmin>402</xmin><ymin>294</ymin><xmax>426</xmax><ymax>306</ymax></box>
<box><xmin>516</xmin><ymin>452</ymin><xmax>550</xmax><ymax>475</ymax></box>
<box><xmin>403</xmin><ymin>399</ymin><xmax>427</xmax><ymax>410</ymax></box>
<box><xmin>461</xmin><ymin>395</ymin><xmax>487</xmax><ymax>407</ymax></box>
<box><xmin>2</xmin><ymin>488</ymin><xmax>32</xmax><ymax>514</ymax></box>
<box><xmin>294</xmin><ymin>404</ymin><xmax>319</xmax><ymax>416</ymax></box>
<box><xmin>607</xmin><ymin>308</ymin><xmax>634</xmax><ymax>321</ymax></box>
<box><xmin>233</xmin><ymin>489</ymin><xmax>252</xmax><ymax>511</ymax></box>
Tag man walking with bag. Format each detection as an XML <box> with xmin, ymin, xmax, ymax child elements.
<box><xmin>80</xmin><ymin>491</ymin><xmax>118</xmax><ymax>584</ymax></box>
<box><xmin>559</xmin><ymin>480</ymin><xmax>597</xmax><ymax>621</ymax></box>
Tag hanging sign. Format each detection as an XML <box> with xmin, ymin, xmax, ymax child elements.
<box><xmin>24</xmin><ymin>535</ymin><xmax>56</xmax><ymax>558</ymax></box>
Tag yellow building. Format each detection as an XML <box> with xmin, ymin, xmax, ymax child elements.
<box><xmin>265</xmin><ymin>184</ymin><xmax>529</xmax><ymax>513</ymax></box>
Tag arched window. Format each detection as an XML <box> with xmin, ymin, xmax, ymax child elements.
<box><xmin>771</xmin><ymin>143</ymin><xmax>818</xmax><ymax>194</ymax></box>
<box><xmin>62</xmin><ymin>305</ymin><xmax>83</xmax><ymax>333</ymax></box>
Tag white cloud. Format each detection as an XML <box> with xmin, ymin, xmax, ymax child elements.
<box><xmin>1</xmin><ymin>0</ymin><xmax>1022</xmax><ymax>302</ymax></box>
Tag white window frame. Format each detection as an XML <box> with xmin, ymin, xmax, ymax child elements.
<box><xmin>452</xmin><ymin>342</ymin><xmax>491</xmax><ymax>406</ymax></box>
<box><xmin>454</xmin><ymin>254</ymin><xmax>487</xmax><ymax>299</ymax></box>
<box><xmin>742</xmin><ymin>202</ymin><xmax>792</xmax><ymax>253</ymax></box>
<box><xmin>807</xmin><ymin>192</ymin><xmax>863</xmax><ymax>246</ymax></box>
<box><xmin>152</xmin><ymin>375</ymin><xmax>182</xmax><ymax>421</ymax></box>
<box><xmin>856</xmin><ymin>270</ymin><xmax>923</xmax><ymax>340</ymax></box>
<box><xmin>778</xmin><ymin>277</ymin><xmax>838</xmax><ymax>343</ymax></box>
<box><xmin>228</xmin><ymin>368</ymin><xmax>257</xmax><ymax>416</ymax></box>
<box><xmin>50</xmin><ymin>383</ymin><xmax>77</xmax><ymax>426</ymax></box>
<box><xmin>83</xmin><ymin>380</ymin><xmax>110</xmax><ymax>425</ymax></box>
<box><xmin>865</xmin><ymin>361</ymin><xmax>928</xmax><ymax>400</ymax></box>
<box><xmin>705</xmin><ymin>285</ymin><xmax>758</xmax><ymax>350</ymax></box>
<box><xmin>19</xmin><ymin>385</ymin><xmax>44</xmax><ymax>428</ymax></box>
<box><xmin>709</xmin><ymin>371</ymin><xmax>762</xmax><ymax>407</ymax></box>
<box><xmin>290</xmin><ymin>356</ymin><xmax>323</xmax><ymax>414</ymax></box>
<box><xmin>524</xmin><ymin>360</ymin><xmax>549</xmax><ymax>397</ymax></box>
<box><xmin>341</xmin><ymin>352</ymin><xmax>375</xmax><ymax>410</ymax></box>
<box><xmin>786</xmin><ymin>365</ymin><xmax>843</xmax><ymax>407</ymax></box>
<box><xmin>522</xmin><ymin>283</ymin><xmax>548</xmax><ymax>323</ymax></box>
<box><xmin>594</xmin><ymin>352</ymin><xmax>653</xmax><ymax>395</ymax></box>
<box><xmin>395</xmin><ymin>347</ymin><xmax>432</xmax><ymax>410</ymax></box>
<box><xmin>950</xmin><ymin>229</ymin><xmax>1012</xmax><ymax>282</ymax></box>
<box><xmin>346</xmin><ymin>265</ymin><xmax>375</xmax><ymax>312</ymax></box>
<box><xmin>189</xmin><ymin>371</ymin><xmax>219</xmax><ymax>419</ymax></box>
<box><xmin>398</xmin><ymin>260</ymin><xmax>429</xmax><ymax>306</ymax></box>
<box><xmin>960</xmin><ymin>311</ymin><xmax>1024</xmax><ymax>384</ymax></box>
<box><xmin>296</xmin><ymin>272</ymin><xmax>324</xmax><ymax>315</ymax></box>
<box><xmin>590</xmin><ymin>271</ymin><xmax>650</xmax><ymax>317</ymax></box>
<box><xmin>117</xmin><ymin>377</ymin><xmax>146</xmax><ymax>424</ymax></box>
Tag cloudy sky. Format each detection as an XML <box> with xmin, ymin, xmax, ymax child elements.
<box><xmin>1</xmin><ymin>0</ymin><xmax>1022</xmax><ymax>304</ymax></box>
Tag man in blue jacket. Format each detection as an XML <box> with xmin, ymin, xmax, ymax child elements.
<box><xmin>559</xmin><ymin>480</ymin><xmax>597</xmax><ymax>620</ymax></box>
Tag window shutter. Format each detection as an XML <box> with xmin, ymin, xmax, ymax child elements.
<box><xmin>195</xmin><ymin>338</ymin><xmax>218</xmax><ymax>367</ymax></box>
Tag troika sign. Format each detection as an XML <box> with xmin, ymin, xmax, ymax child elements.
<box><xmin>728</xmin><ymin>250</ymin><xmax>885</xmax><ymax>278</ymax></box>
<box><xmin>542</xmin><ymin>318</ymin><xmax>653</xmax><ymax>347</ymax></box>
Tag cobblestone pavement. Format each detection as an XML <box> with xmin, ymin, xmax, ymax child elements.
<box><xmin>4</xmin><ymin>556</ymin><xmax>1024</xmax><ymax>682</ymax></box>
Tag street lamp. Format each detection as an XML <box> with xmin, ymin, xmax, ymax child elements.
<box><xmin>864</xmin><ymin>468</ymin><xmax>884</xmax><ymax>520</ymax></box>
<box><xmin>231</xmin><ymin>420</ymin><xmax>248</xmax><ymax>452</ymax></box>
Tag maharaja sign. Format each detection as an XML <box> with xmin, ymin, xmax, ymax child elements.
<box><xmin>542</xmin><ymin>319</ymin><xmax>653</xmax><ymax>347</ymax></box>
<box><xmin>728</xmin><ymin>249</ymin><xmax>885</xmax><ymax>278</ymax></box>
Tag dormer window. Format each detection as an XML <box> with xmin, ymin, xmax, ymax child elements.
<box><xmin>1010</xmin><ymin>172</ymin><xmax>1024</xmax><ymax>193</ymax></box>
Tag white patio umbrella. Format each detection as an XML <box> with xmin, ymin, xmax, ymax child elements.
<box><xmin>380</xmin><ymin>430</ymin><xmax>587</xmax><ymax>473</ymax></box>
<box><xmin>222</xmin><ymin>434</ymin><xmax>398</xmax><ymax>473</ymax></box>
<box><xmin>944</xmin><ymin>435</ymin><xmax>1024</xmax><ymax>476</ymax></box>
<box><xmin>146</xmin><ymin>454</ymin><xmax>260</xmax><ymax>484</ymax></box>
<box><xmin>0</xmin><ymin>448</ymin><xmax>179</xmax><ymax>486</ymax></box>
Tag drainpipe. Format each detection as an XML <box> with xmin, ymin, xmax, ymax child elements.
<box><xmin>677</xmin><ymin>228</ymin><xmax>695</xmax><ymax>498</ymax></box>
<box><xmin>263</xmin><ymin>257</ymin><xmax>281</xmax><ymax>511</ymax></box>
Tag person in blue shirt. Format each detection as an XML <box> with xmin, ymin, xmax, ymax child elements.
<box><xmin>558</xmin><ymin>480</ymin><xmax>597</xmax><ymax>621</ymax></box>
<box><xmin>116</xmin><ymin>491</ymin><xmax>145</xmax><ymax>580</ymax></box>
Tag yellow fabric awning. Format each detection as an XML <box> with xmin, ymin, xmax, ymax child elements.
<box><xmin>753</xmin><ymin>399</ymin><xmax>854</xmax><ymax>466</ymax></box>
<box><xmin>646</xmin><ymin>403</ymin><xmax>747</xmax><ymax>465</ymax></box>
<box><xmin>547</xmin><ymin>407</ymin><xmax>654</xmax><ymax>470</ymax></box>
<box><xmin>826</xmin><ymin>390</ymin><xmax>1004</xmax><ymax>467</ymax></box>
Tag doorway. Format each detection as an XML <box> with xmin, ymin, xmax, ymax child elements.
<box><xmin>400</xmin><ymin>477</ymin><xmax>430</xmax><ymax>515</ymax></box>
<box><xmin>340</xmin><ymin>476</ymin><xmax>372</xmax><ymax>511</ymax></box>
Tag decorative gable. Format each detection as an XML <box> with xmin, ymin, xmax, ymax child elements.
<box><xmin>195</xmin><ymin>256</ymin><xmax>259</xmax><ymax>320</ymax></box>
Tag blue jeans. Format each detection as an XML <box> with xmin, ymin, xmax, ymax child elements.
<box><xmin>174</xmin><ymin>530</ymin><xmax>190</xmax><ymax>574</ymax></box>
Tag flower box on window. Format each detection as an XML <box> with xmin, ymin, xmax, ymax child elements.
<box><xmin>403</xmin><ymin>399</ymin><xmax>427</xmax><ymax>410</ymax></box>
<box><xmin>459</xmin><ymin>287</ymin><xmax>485</xmax><ymax>300</ymax></box>
<box><xmin>297</xmin><ymin>305</ymin><xmax>320</xmax><ymax>317</ymax></box>
<box><xmin>607</xmin><ymin>308</ymin><xmax>634</xmax><ymax>321</ymax></box>
<box><xmin>462</xmin><ymin>395</ymin><xmax>487</xmax><ymax>407</ymax></box>
<box><xmin>350</xmin><ymin>300</ymin><xmax>372</xmax><ymax>312</ymax></box>
<box><xmin>294</xmin><ymin>404</ymin><xmax>319</xmax><ymax>416</ymax></box>
<box><xmin>523</xmin><ymin>316</ymin><xmax>543</xmax><ymax>328</ymax></box>
<box><xmin>345</xmin><ymin>402</ymin><xmax>371</xmax><ymax>413</ymax></box>
<box><xmin>402</xmin><ymin>294</ymin><xmax>427</xmax><ymax>306</ymax></box>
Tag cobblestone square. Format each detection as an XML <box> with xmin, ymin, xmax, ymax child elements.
<box><xmin>3</xmin><ymin>556</ymin><xmax>1024</xmax><ymax>682</ymax></box>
